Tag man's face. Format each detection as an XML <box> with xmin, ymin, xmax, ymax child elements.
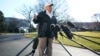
<box><xmin>46</xmin><ymin>5</ymin><xmax>52</xmax><ymax>12</ymax></box>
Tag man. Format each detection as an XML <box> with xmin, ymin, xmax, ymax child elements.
<box><xmin>33</xmin><ymin>3</ymin><xmax>57</xmax><ymax>56</ymax></box>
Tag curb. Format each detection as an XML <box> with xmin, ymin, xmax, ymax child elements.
<box><xmin>0</xmin><ymin>33</ymin><xmax>24</xmax><ymax>42</ymax></box>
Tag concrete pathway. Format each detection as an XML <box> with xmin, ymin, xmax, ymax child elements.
<box><xmin>0</xmin><ymin>34</ymin><xmax>99</xmax><ymax>56</ymax></box>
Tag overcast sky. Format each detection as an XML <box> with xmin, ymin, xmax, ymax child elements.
<box><xmin>67</xmin><ymin>0</ymin><xmax>100</xmax><ymax>22</ymax></box>
<box><xmin>0</xmin><ymin>0</ymin><xmax>100</xmax><ymax>22</ymax></box>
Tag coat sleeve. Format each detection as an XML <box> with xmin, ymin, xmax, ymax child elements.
<box><xmin>33</xmin><ymin>12</ymin><xmax>42</xmax><ymax>24</ymax></box>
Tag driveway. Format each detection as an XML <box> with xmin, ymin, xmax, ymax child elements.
<box><xmin>0</xmin><ymin>34</ymin><xmax>99</xmax><ymax>56</ymax></box>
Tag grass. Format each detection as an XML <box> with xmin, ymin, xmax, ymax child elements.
<box><xmin>73</xmin><ymin>31</ymin><xmax>100</xmax><ymax>37</ymax></box>
<box><xmin>24</xmin><ymin>31</ymin><xmax>100</xmax><ymax>51</ymax></box>
<box><xmin>24</xmin><ymin>32</ymin><xmax>37</xmax><ymax>38</ymax></box>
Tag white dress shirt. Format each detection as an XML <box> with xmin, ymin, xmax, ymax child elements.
<box><xmin>46</xmin><ymin>10</ymin><xmax>53</xmax><ymax>19</ymax></box>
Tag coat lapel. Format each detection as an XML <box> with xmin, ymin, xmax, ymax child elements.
<box><xmin>44</xmin><ymin>11</ymin><xmax>51</xmax><ymax>19</ymax></box>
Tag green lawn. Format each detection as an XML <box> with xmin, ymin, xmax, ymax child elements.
<box><xmin>24</xmin><ymin>31</ymin><xmax>100</xmax><ymax>51</ymax></box>
<box><xmin>24</xmin><ymin>32</ymin><xmax>37</xmax><ymax>38</ymax></box>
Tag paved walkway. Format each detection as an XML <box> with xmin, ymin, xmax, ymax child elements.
<box><xmin>0</xmin><ymin>34</ymin><xmax>99</xmax><ymax>56</ymax></box>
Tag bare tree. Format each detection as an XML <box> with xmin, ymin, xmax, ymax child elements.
<box><xmin>18</xmin><ymin>5</ymin><xmax>34</xmax><ymax>21</ymax></box>
<box><xmin>18</xmin><ymin>5</ymin><xmax>36</xmax><ymax>31</ymax></box>
<box><xmin>18</xmin><ymin>0</ymin><xmax>70</xmax><ymax>25</ymax></box>
<box><xmin>92</xmin><ymin>13</ymin><xmax>100</xmax><ymax>22</ymax></box>
<box><xmin>37</xmin><ymin>0</ymin><xmax>69</xmax><ymax>21</ymax></box>
<box><xmin>92</xmin><ymin>13</ymin><xmax>100</xmax><ymax>30</ymax></box>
